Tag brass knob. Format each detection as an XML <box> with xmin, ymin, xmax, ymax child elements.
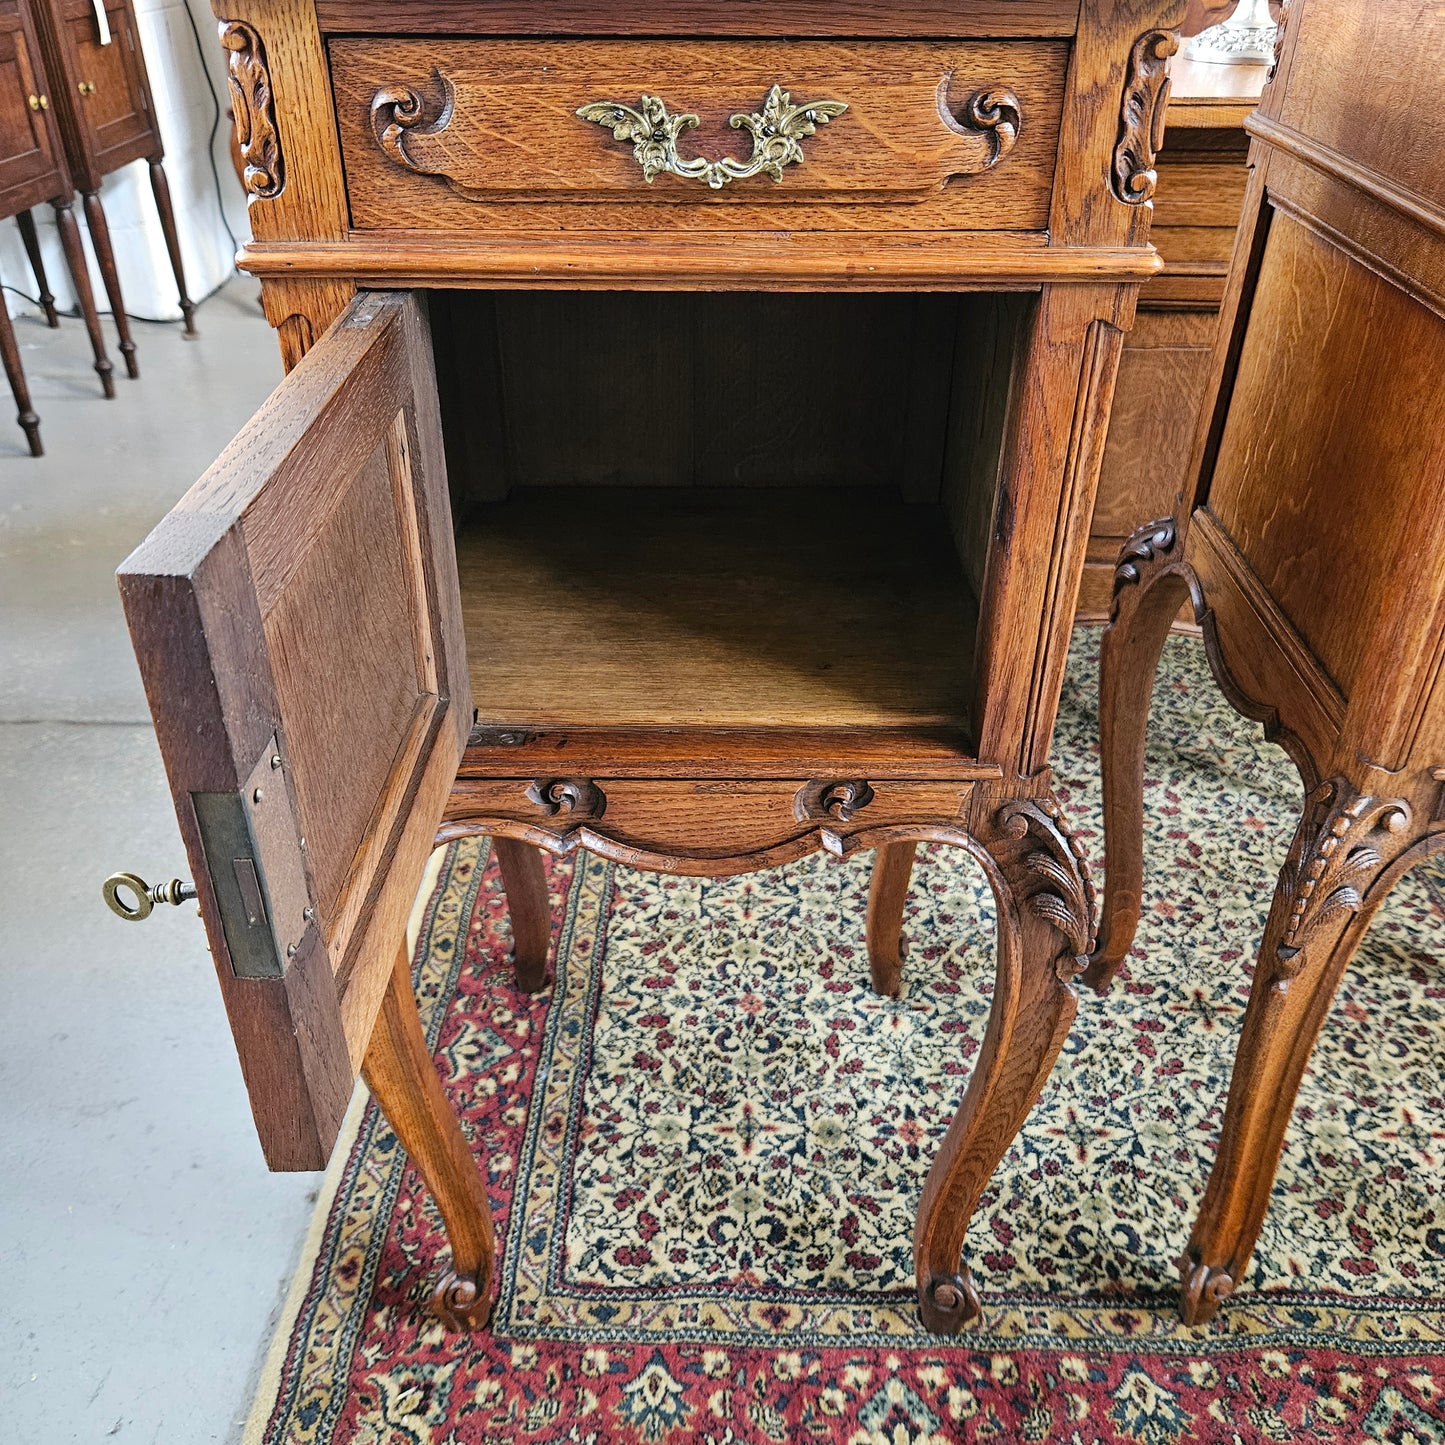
<box><xmin>102</xmin><ymin>871</ymin><xmax>198</xmax><ymax>921</ymax></box>
<box><xmin>79</xmin><ymin>80</ymin><xmax>96</xmax><ymax>96</ymax></box>
<box><xmin>38</xmin><ymin>93</ymin><xmax>48</xmax><ymax>109</ymax></box>
<box><xmin>27</xmin><ymin>93</ymin><xmax>40</xmax><ymax>110</ymax></box>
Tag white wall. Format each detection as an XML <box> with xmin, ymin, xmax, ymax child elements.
<box><xmin>1</xmin><ymin>0</ymin><xmax>251</xmax><ymax>321</ymax></box>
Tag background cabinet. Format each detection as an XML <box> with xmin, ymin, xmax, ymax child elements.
<box><xmin>1077</xmin><ymin>55</ymin><xmax>1265</xmax><ymax>621</ymax></box>
<box><xmin>30</xmin><ymin>0</ymin><xmax>195</xmax><ymax>373</ymax></box>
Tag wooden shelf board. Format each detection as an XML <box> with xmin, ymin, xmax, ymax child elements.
<box><xmin>457</xmin><ymin>487</ymin><xmax>976</xmax><ymax>734</ymax></box>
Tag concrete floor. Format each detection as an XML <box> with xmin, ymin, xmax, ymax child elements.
<box><xmin>0</xmin><ymin>282</ymin><xmax>325</xmax><ymax>1442</ymax></box>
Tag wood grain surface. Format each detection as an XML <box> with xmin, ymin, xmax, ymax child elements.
<box><xmin>456</xmin><ymin>487</ymin><xmax>978</xmax><ymax>730</ymax></box>
<box><xmin>331</xmin><ymin>38</ymin><xmax>1066</xmax><ymax>234</ymax></box>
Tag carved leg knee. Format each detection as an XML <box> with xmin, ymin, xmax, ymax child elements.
<box><xmin>1083</xmin><ymin>518</ymin><xmax>1192</xmax><ymax>994</ymax></box>
<box><xmin>914</xmin><ymin>794</ymin><xmax>1094</xmax><ymax>1332</ymax></box>
<box><xmin>1180</xmin><ymin>781</ymin><xmax>1413</xmax><ymax>1325</ymax></box>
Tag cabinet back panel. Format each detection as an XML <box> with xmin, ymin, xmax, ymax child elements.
<box><xmin>429</xmin><ymin>288</ymin><xmax>1018</xmax><ymax>598</ymax></box>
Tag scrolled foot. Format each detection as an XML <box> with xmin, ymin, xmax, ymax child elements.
<box><xmin>918</xmin><ymin>1268</ymin><xmax>982</xmax><ymax>1333</ymax></box>
<box><xmin>430</xmin><ymin>1267</ymin><xmax>493</xmax><ymax>1330</ymax></box>
<box><xmin>1178</xmin><ymin>1252</ymin><xmax>1234</xmax><ymax>1326</ymax></box>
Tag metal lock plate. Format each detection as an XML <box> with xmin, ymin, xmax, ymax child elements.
<box><xmin>192</xmin><ymin>734</ymin><xmax>315</xmax><ymax>979</ymax></box>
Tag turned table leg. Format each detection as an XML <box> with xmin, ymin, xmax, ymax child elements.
<box><xmin>148</xmin><ymin>159</ymin><xmax>197</xmax><ymax>337</ymax></box>
<box><xmin>17</xmin><ymin>211</ymin><xmax>58</xmax><ymax>327</ymax></box>
<box><xmin>866</xmin><ymin>840</ymin><xmax>916</xmax><ymax>997</ymax></box>
<box><xmin>52</xmin><ymin>199</ymin><xmax>114</xmax><ymax>398</ymax></box>
<box><xmin>492</xmin><ymin>836</ymin><xmax>551</xmax><ymax>993</ymax></box>
<box><xmin>1179</xmin><ymin>782</ymin><xmax>1424</xmax><ymax>1325</ymax></box>
<box><xmin>914</xmin><ymin>795</ymin><xmax>1095</xmax><ymax>1332</ymax></box>
<box><xmin>1083</xmin><ymin>520</ymin><xmax>1192</xmax><ymax>994</ymax></box>
<box><xmin>362</xmin><ymin>944</ymin><xmax>496</xmax><ymax>1329</ymax></box>
<box><xmin>0</xmin><ymin>299</ymin><xmax>42</xmax><ymax>455</ymax></box>
<box><xmin>81</xmin><ymin>191</ymin><xmax>138</xmax><ymax>379</ymax></box>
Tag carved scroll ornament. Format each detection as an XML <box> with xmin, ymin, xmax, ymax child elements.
<box><xmin>794</xmin><ymin>778</ymin><xmax>875</xmax><ymax>824</ymax></box>
<box><xmin>937</xmin><ymin>87</ymin><xmax>1021</xmax><ymax>170</ymax></box>
<box><xmin>219</xmin><ymin>20</ymin><xmax>284</xmax><ymax>200</ymax></box>
<box><xmin>525</xmin><ymin>778</ymin><xmax>606</xmax><ymax>819</ymax></box>
<box><xmin>1112</xmin><ymin>28</ymin><xmax>1180</xmax><ymax>205</ymax></box>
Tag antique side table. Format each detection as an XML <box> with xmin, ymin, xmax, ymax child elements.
<box><xmin>30</xmin><ymin>0</ymin><xmax>197</xmax><ymax>372</ymax></box>
<box><xmin>1087</xmin><ymin>0</ymin><xmax>1445</xmax><ymax>1324</ymax></box>
<box><xmin>111</xmin><ymin>0</ymin><xmax>1185</xmax><ymax>1334</ymax></box>
<box><xmin>0</xmin><ymin>0</ymin><xmax>113</xmax><ymax>453</ymax></box>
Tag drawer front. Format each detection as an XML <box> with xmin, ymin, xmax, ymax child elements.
<box><xmin>330</xmin><ymin>38</ymin><xmax>1067</xmax><ymax>233</ymax></box>
<box><xmin>448</xmin><ymin>776</ymin><xmax>975</xmax><ymax>868</ymax></box>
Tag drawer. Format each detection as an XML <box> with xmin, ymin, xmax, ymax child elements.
<box><xmin>329</xmin><ymin>38</ymin><xmax>1068</xmax><ymax>233</ymax></box>
<box><xmin>446</xmin><ymin>775</ymin><xmax>975</xmax><ymax>869</ymax></box>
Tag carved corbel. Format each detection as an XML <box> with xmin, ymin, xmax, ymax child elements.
<box><xmin>219</xmin><ymin>20</ymin><xmax>284</xmax><ymax>200</ymax></box>
<box><xmin>1112</xmin><ymin>28</ymin><xmax>1180</xmax><ymax>205</ymax></box>
<box><xmin>1268</xmin><ymin>781</ymin><xmax>1412</xmax><ymax>990</ymax></box>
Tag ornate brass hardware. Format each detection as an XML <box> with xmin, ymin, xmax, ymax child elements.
<box><xmin>102</xmin><ymin>871</ymin><xmax>197</xmax><ymax>921</ymax></box>
<box><xmin>576</xmin><ymin>85</ymin><xmax>847</xmax><ymax>189</ymax></box>
<box><xmin>78</xmin><ymin>80</ymin><xmax>96</xmax><ymax>96</ymax></box>
<box><xmin>27</xmin><ymin>93</ymin><xmax>48</xmax><ymax>111</ymax></box>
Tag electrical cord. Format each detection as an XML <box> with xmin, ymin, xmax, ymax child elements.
<box><xmin>180</xmin><ymin>0</ymin><xmax>242</xmax><ymax>264</ymax></box>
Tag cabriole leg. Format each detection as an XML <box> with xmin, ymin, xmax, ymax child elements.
<box><xmin>52</xmin><ymin>199</ymin><xmax>113</xmax><ymax>398</ymax></box>
<box><xmin>81</xmin><ymin>191</ymin><xmax>138</xmax><ymax>378</ymax></box>
<box><xmin>492</xmin><ymin>836</ymin><xmax>552</xmax><ymax>993</ymax></box>
<box><xmin>866</xmin><ymin>840</ymin><xmax>917</xmax><ymax>997</ymax></box>
<box><xmin>362</xmin><ymin>944</ymin><xmax>496</xmax><ymax>1329</ymax></box>
<box><xmin>914</xmin><ymin>795</ymin><xmax>1095</xmax><ymax>1332</ymax></box>
<box><xmin>1083</xmin><ymin>519</ymin><xmax>1191</xmax><ymax>994</ymax></box>
<box><xmin>17</xmin><ymin>210</ymin><xmax>58</xmax><ymax>326</ymax></box>
<box><xmin>1179</xmin><ymin>781</ymin><xmax>1416</xmax><ymax>1324</ymax></box>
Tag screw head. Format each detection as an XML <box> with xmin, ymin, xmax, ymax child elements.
<box><xmin>303</xmin><ymin>906</ymin><xmax>315</xmax><ymax>922</ymax></box>
<box><xmin>270</xmin><ymin>754</ymin><xmax>282</xmax><ymax>769</ymax></box>
<box><xmin>763</xmin><ymin>123</ymin><xmax>776</xmax><ymax>136</ymax></box>
<box><xmin>252</xmin><ymin>788</ymin><xmax>264</xmax><ymax>803</ymax></box>
<box><xmin>286</xmin><ymin>944</ymin><xmax>297</xmax><ymax>958</ymax></box>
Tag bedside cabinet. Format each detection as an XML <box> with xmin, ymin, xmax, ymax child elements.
<box><xmin>30</xmin><ymin>0</ymin><xmax>198</xmax><ymax>372</ymax></box>
<box><xmin>112</xmin><ymin>0</ymin><xmax>1185</xmax><ymax>1334</ymax></box>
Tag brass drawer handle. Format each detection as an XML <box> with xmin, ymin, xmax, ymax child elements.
<box><xmin>577</xmin><ymin>85</ymin><xmax>847</xmax><ymax>190</ymax></box>
<box><xmin>28</xmin><ymin>93</ymin><xmax>48</xmax><ymax>111</ymax></box>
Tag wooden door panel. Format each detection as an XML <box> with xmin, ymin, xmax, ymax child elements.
<box><xmin>0</xmin><ymin>3</ymin><xmax>56</xmax><ymax>201</ymax></box>
<box><xmin>118</xmin><ymin>292</ymin><xmax>470</xmax><ymax>1169</ymax></box>
<box><xmin>63</xmin><ymin>0</ymin><xmax>152</xmax><ymax>168</ymax></box>
<box><xmin>1204</xmin><ymin>210</ymin><xmax>1445</xmax><ymax>718</ymax></box>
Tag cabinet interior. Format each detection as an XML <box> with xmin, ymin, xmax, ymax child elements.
<box><xmin>427</xmin><ymin>289</ymin><xmax>1031</xmax><ymax>748</ymax></box>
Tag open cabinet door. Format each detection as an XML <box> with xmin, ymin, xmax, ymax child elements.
<box><xmin>119</xmin><ymin>292</ymin><xmax>470</xmax><ymax>1170</ymax></box>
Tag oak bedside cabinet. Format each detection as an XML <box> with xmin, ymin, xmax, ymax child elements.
<box><xmin>108</xmin><ymin>0</ymin><xmax>1185</xmax><ymax>1334</ymax></box>
<box><xmin>30</xmin><ymin>0</ymin><xmax>198</xmax><ymax>370</ymax></box>
<box><xmin>1088</xmin><ymin>0</ymin><xmax>1445</xmax><ymax>1323</ymax></box>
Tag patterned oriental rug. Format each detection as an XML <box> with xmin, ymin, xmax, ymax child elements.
<box><xmin>246</xmin><ymin>636</ymin><xmax>1445</xmax><ymax>1444</ymax></box>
